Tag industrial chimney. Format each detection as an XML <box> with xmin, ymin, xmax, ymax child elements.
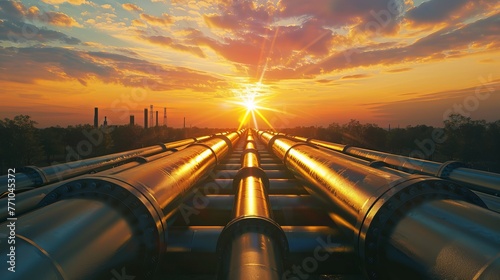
<box><xmin>130</xmin><ymin>115</ymin><xmax>135</xmax><ymax>126</ymax></box>
<box><xmin>156</xmin><ymin>111</ymin><xmax>159</xmax><ymax>127</ymax></box>
<box><xmin>144</xmin><ymin>108</ymin><xmax>148</xmax><ymax>129</ymax></box>
<box><xmin>94</xmin><ymin>107</ymin><xmax>98</xmax><ymax>128</ymax></box>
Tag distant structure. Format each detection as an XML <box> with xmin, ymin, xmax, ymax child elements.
<box><xmin>156</xmin><ymin>111</ymin><xmax>159</xmax><ymax>127</ymax></box>
<box><xmin>94</xmin><ymin>107</ymin><xmax>98</xmax><ymax>128</ymax></box>
<box><xmin>150</xmin><ymin>105</ymin><xmax>154</xmax><ymax>128</ymax></box>
<box><xmin>144</xmin><ymin>108</ymin><xmax>148</xmax><ymax>129</ymax></box>
<box><xmin>163</xmin><ymin>107</ymin><xmax>167</xmax><ymax>126</ymax></box>
<box><xmin>130</xmin><ymin>115</ymin><xmax>135</xmax><ymax>126</ymax></box>
<box><xmin>103</xmin><ymin>116</ymin><xmax>108</xmax><ymax>128</ymax></box>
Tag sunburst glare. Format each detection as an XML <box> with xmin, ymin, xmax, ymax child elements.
<box><xmin>227</xmin><ymin>82</ymin><xmax>284</xmax><ymax>131</ymax></box>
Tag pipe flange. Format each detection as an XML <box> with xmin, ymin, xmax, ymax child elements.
<box><xmin>212</xmin><ymin>134</ymin><xmax>234</xmax><ymax>153</ymax></box>
<box><xmin>342</xmin><ymin>144</ymin><xmax>352</xmax><ymax>153</ymax></box>
<box><xmin>358</xmin><ymin>177</ymin><xmax>486</xmax><ymax>279</ymax></box>
<box><xmin>128</xmin><ymin>156</ymin><xmax>148</xmax><ymax>164</ymax></box>
<box><xmin>239</xmin><ymin>149</ymin><xmax>260</xmax><ymax>163</ymax></box>
<box><xmin>232</xmin><ymin>166</ymin><xmax>270</xmax><ymax>193</ymax></box>
<box><xmin>436</xmin><ymin>161</ymin><xmax>467</xmax><ymax>179</ymax></box>
<box><xmin>216</xmin><ymin>215</ymin><xmax>289</xmax><ymax>259</ymax></box>
<box><xmin>157</xmin><ymin>143</ymin><xmax>168</xmax><ymax>151</ymax></box>
<box><xmin>368</xmin><ymin>161</ymin><xmax>387</xmax><ymax>168</ymax></box>
<box><xmin>37</xmin><ymin>177</ymin><xmax>165</xmax><ymax>279</ymax></box>
<box><xmin>283</xmin><ymin>142</ymin><xmax>319</xmax><ymax>168</ymax></box>
<box><xmin>267</xmin><ymin>134</ymin><xmax>287</xmax><ymax>151</ymax></box>
<box><xmin>188</xmin><ymin>143</ymin><xmax>218</xmax><ymax>166</ymax></box>
<box><xmin>19</xmin><ymin>166</ymin><xmax>49</xmax><ymax>187</ymax></box>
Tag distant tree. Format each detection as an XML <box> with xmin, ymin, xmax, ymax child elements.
<box><xmin>0</xmin><ymin>115</ymin><xmax>44</xmax><ymax>167</ymax></box>
<box><xmin>342</xmin><ymin>119</ymin><xmax>364</xmax><ymax>146</ymax></box>
<box><xmin>40</xmin><ymin>126</ymin><xmax>66</xmax><ymax>164</ymax></box>
<box><xmin>444</xmin><ymin>114</ymin><xmax>486</xmax><ymax>163</ymax></box>
<box><xmin>361</xmin><ymin>123</ymin><xmax>387</xmax><ymax>150</ymax></box>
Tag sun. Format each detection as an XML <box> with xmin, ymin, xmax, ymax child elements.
<box><xmin>228</xmin><ymin>82</ymin><xmax>280</xmax><ymax>130</ymax></box>
<box><xmin>244</xmin><ymin>99</ymin><xmax>256</xmax><ymax>111</ymax></box>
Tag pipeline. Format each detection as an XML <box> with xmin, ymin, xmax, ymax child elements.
<box><xmin>258</xmin><ymin>130</ymin><xmax>500</xmax><ymax>279</ymax></box>
<box><xmin>0</xmin><ymin>143</ymin><xmax>190</xmax><ymax>222</ymax></box>
<box><xmin>217</xmin><ymin>130</ymin><xmax>288</xmax><ymax>279</ymax></box>
<box><xmin>0</xmin><ymin>132</ymin><xmax>240</xmax><ymax>279</ymax></box>
<box><xmin>285</xmin><ymin>134</ymin><xmax>500</xmax><ymax>196</ymax></box>
<box><xmin>0</xmin><ymin>136</ymin><xmax>210</xmax><ymax>194</ymax></box>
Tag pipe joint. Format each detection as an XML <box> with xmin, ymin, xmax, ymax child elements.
<box><xmin>212</xmin><ymin>134</ymin><xmax>234</xmax><ymax>153</ymax></box>
<box><xmin>19</xmin><ymin>166</ymin><xmax>49</xmax><ymax>187</ymax></box>
<box><xmin>188</xmin><ymin>143</ymin><xmax>219</xmax><ymax>166</ymax></box>
<box><xmin>358</xmin><ymin>177</ymin><xmax>486</xmax><ymax>279</ymax></box>
<box><xmin>216</xmin><ymin>215</ymin><xmax>289</xmax><ymax>259</ymax></box>
<box><xmin>232</xmin><ymin>166</ymin><xmax>270</xmax><ymax>193</ymax></box>
<box><xmin>283</xmin><ymin>142</ymin><xmax>319</xmax><ymax>167</ymax></box>
<box><xmin>37</xmin><ymin>177</ymin><xmax>165</xmax><ymax>278</ymax></box>
<box><xmin>436</xmin><ymin>161</ymin><xmax>468</xmax><ymax>179</ymax></box>
<box><xmin>267</xmin><ymin>134</ymin><xmax>287</xmax><ymax>151</ymax></box>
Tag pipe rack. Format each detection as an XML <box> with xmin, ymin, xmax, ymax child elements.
<box><xmin>216</xmin><ymin>130</ymin><xmax>288</xmax><ymax>280</ymax></box>
<box><xmin>258</xmin><ymin>130</ymin><xmax>500</xmax><ymax>279</ymax></box>
<box><xmin>0</xmin><ymin>132</ymin><xmax>240</xmax><ymax>279</ymax></box>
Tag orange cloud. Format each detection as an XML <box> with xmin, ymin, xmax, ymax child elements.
<box><xmin>139</xmin><ymin>34</ymin><xmax>205</xmax><ymax>58</ymax></box>
<box><xmin>42</xmin><ymin>0</ymin><xmax>88</xmax><ymax>5</ymax></box>
<box><xmin>45</xmin><ymin>11</ymin><xmax>81</xmax><ymax>27</ymax></box>
<box><xmin>122</xmin><ymin>3</ymin><xmax>143</xmax><ymax>12</ymax></box>
<box><xmin>140</xmin><ymin>13</ymin><xmax>173</xmax><ymax>26</ymax></box>
<box><xmin>341</xmin><ymin>74</ymin><xmax>372</xmax><ymax>80</ymax></box>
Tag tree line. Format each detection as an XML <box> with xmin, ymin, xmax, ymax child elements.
<box><xmin>0</xmin><ymin>115</ymin><xmax>229</xmax><ymax>174</ymax></box>
<box><xmin>281</xmin><ymin>114</ymin><xmax>500</xmax><ymax>173</ymax></box>
<box><xmin>1</xmin><ymin>114</ymin><xmax>499</xmax><ymax>174</ymax></box>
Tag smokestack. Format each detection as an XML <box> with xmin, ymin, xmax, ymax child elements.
<box><xmin>163</xmin><ymin>107</ymin><xmax>167</xmax><ymax>126</ymax></box>
<box><xmin>156</xmin><ymin>111</ymin><xmax>159</xmax><ymax>127</ymax></box>
<box><xmin>94</xmin><ymin>107</ymin><xmax>98</xmax><ymax>128</ymax></box>
<box><xmin>150</xmin><ymin>105</ymin><xmax>153</xmax><ymax>128</ymax></box>
<box><xmin>130</xmin><ymin>115</ymin><xmax>135</xmax><ymax>126</ymax></box>
<box><xmin>144</xmin><ymin>108</ymin><xmax>148</xmax><ymax>129</ymax></box>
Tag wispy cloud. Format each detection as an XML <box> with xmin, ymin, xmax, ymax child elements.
<box><xmin>122</xmin><ymin>3</ymin><xmax>143</xmax><ymax>12</ymax></box>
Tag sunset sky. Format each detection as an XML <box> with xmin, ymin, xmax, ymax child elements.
<box><xmin>0</xmin><ymin>0</ymin><xmax>499</xmax><ymax>129</ymax></box>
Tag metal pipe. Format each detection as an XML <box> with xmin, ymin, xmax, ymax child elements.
<box><xmin>258</xmin><ymin>130</ymin><xmax>500</xmax><ymax>279</ymax></box>
<box><xmin>0</xmin><ymin>137</ymin><xmax>207</xmax><ymax>193</ymax></box>
<box><xmin>0</xmin><ymin>146</ymin><xmax>190</xmax><ymax>222</ymax></box>
<box><xmin>217</xmin><ymin>130</ymin><xmax>288</xmax><ymax>280</ymax></box>
<box><xmin>0</xmin><ymin>132</ymin><xmax>240</xmax><ymax>279</ymax></box>
<box><xmin>286</xmin><ymin>135</ymin><xmax>500</xmax><ymax>196</ymax></box>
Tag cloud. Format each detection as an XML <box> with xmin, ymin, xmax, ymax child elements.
<box><xmin>405</xmin><ymin>0</ymin><xmax>497</xmax><ymax>27</ymax></box>
<box><xmin>386</xmin><ymin>67</ymin><xmax>412</xmax><ymax>73</ymax></box>
<box><xmin>42</xmin><ymin>0</ymin><xmax>89</xmax><ymax>5</ymax></box>
<box><xmin>45</xmin><ymin>11</ymin><xmax>81</xmax><ymax>27</ymax></box>
<box><xmin>0</xmin><ymin>46</ymin><xmax>228</xmax><ymax>92</ymax></box>
<box><xmin>0</xmin><ymin>1</ymin><xmax>81</xmax><ymax>27</ymax></box>
<box><xmin>341</xmin><ymin>74</ymin><xmax>372</xmax><ymax>79</ymax></box>
<box><xmin>367</xmin><ymin>80</ymin><xmax>500</xmax><ymax>126</ymax></box>
<box><xmin>264</xmin><ymin>13</ymin><xmax>500</xmax><ymax>80</ymax></box>
<box><xmin>0</xmin><ymin>21</ymin><xmax>81</xmax><ymax>44</ymax></box>
<box><xmin>277</xmin><ymin>0</ymin><xmax>405</xmax><ymax>27</ymax></box>
<box><xmin>122</xmin><ymin>3</ymin><xmax>143</xmax><ymax>12</ymax></box>
<box><xmin>139</xmin><ymin>33</ymin><xmax>205</xmax><ymax>58</ymax></box>
<box><xmin>139</xmin><ymin>13</ymin><xmax>173</xmax><ymax>26</ymax></box>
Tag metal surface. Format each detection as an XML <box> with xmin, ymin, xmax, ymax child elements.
<box><xmin>2</xmin><ymin>129</ymin><xmax>500</xmax><ymax>279</ymax></box>
<box><xmin>0</xmin><ymin>137</ymin><xmax>206</xmax><ymax>193</ymax></box>
<box><xmin>0</xmin><ymin>146</ymin><xmax>188</xmax><ymax>222</ymax></box>
<box><xmin>285</xmin><ymin>134</ymin><xmax>500</xmax><ymax>196</ymax></box>
<box><xmin>258</xmin><ymin>130</ymin><xmax>500</xmax><ymax>279</ymax></box>
<box><xmin>217</xmin><ymin>130</ymin><xmax>287</xmax><ymax>280</ymax></box>
<box><xmin>0</xmin><ymin>132</ymin><xmax>240</xmax><ymax>279</ymax></box>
